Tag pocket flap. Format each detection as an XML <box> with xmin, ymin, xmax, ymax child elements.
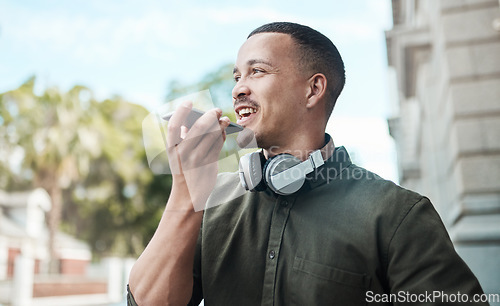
<box><xmin>293</xmin><ymin>256</ymin><xmax>371</xmax><ymax>289</ymax></box>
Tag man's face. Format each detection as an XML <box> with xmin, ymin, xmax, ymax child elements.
<box><xmin>232</xmin><ymin>33</ymin><xmax>309</xmax><ymax>150</ymax></box>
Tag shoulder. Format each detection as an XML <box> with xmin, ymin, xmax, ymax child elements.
<box><xmin>324</xmin><ymin>162</ymin><xmax>425</xmax><ymax>209</ymax></box>
<box><xmin>356</xmin><ymin>164</ymin><xmax>421</xmax><ymax>202</ymax></box>
<box><xmin>317</xmin><ymin>146</ymin><xmax>425</xmax><ymax>212</ymax></box>
<box><xmin>318</xmin><ymin>162</ymin><xmax>430</xmax><ymax>233</ymax></box>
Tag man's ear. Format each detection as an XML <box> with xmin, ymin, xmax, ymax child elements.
<box><xmin>306</xmin><ymin>73</ymin><xmax>327</xmax><ymax>109</ymax></box>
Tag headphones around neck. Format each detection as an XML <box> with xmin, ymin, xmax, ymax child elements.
<box><xmin>239</xmin><ymin>150</ymin><xmax>325</xmax><ymax>195</ymax></box>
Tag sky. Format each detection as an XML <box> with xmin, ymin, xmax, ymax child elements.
<box><xmin>0</xmin><ymin>0</ymin><xmax>400</xmax><ymax>182</ymax></box>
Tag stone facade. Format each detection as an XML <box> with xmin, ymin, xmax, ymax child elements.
<box><xmin>386</xmin><ymin>0</ymin><xmax>500</xmax><ymax>300</ymax></box>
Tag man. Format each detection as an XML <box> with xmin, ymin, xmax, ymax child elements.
<box><xmin>128</xmin><ymin>22</ymin><xmax>487</xmax><ymax>305</ymax></box>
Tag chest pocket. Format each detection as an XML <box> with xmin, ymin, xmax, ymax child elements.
<box><xmin>291</xmin><ymin>256</ymin><xmax>371</xmax><ymax>306</ymax></box>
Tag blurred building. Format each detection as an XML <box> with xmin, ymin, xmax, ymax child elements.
<box><xmin>0</xmin><ymin>188</ymin><xmax>92</xmax><ymax>279</ymax></box>
<box><xmin>0</xmin><ymin>188</ymin><xmax>102</xmax><ymax>305</ymax></box>
<box><xmin>386</xmin><ymin>0</ymin><xmax>500</xmax><ymax>299</ymax></box>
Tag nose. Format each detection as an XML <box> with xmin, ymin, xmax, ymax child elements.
<box><xmin>232</xmin><ymin>79</ymin><xmax>251</xmax><ymax>101</ymax></box>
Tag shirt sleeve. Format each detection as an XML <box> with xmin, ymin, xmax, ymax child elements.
<box><xmin>386</xmin><ymin>197</ymin><xmax>488</xmax><ymax>305</ymax></box>
<box><xmin>126</xmin><ymin>284</ymin><xmax>139</xmax><ymax>306</ymax></box>
<box><xmin>188</xmin><ymin>223</ymin><xmax>204</xmax><ymax>305</ymax></box>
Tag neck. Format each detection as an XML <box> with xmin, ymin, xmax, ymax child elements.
<box><xmin>263</xmin><ymin>132</ymin><xmax>326</xmax><ymax>161</ymax></box>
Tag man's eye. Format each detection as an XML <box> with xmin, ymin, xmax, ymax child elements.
<box><xmin>234</xmin><ymin>75</ymin><xmax>241</xmax><ymax>82</ymax></box>
<box><xmin>253</xmin><ymin>68</ymin><xmax>264</xmax><ymax>74</ymax></box>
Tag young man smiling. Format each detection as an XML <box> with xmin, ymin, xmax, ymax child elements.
<box><xmin>233</xmin><ymin>25</ymin><xmax>340</xmax><ymax>159</ymax></box>
<box><xmin>128</xmin><ymin>22</ymin><xmax>487</xmax><ymax>305</ymax></box>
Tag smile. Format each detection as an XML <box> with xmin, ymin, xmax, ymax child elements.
<box><xmin>238</xmin><ymin>107</ymin><xmax>257</xmax><ymax>117</ymax></box>
<box><xmin>235</xmin><ymin>105</ymin><xmax>259</xmax><ymax>125</ymax></box>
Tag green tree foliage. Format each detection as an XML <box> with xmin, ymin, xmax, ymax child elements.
<box><xmin>0</xmin><ymin>77</ymin><xmax>164</xmax><ymax>259</ymax></box>
<box><xmin>63</xmin><ymin>96</ymin><xmax>164</xmax><ymax>257</ymax></box>
<box><xmin>1</xmin><ymin>77</ymin><xmax>109</xmax><ymax>268</ymax></box>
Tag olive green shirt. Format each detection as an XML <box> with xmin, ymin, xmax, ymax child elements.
<box><xmin>128</xmin><ymin>146</ymin><xmax>486</xmax><ymax>305</ymax></box>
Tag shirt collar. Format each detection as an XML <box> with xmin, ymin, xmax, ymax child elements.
<box><xmin>305</xmin><ymin>142</ymin><xmax>352</xmax><ymax>191</ymax></box>
<box><xmin>320</xmin><ymin>133</ymin><xmax>335</xmax><ymax>161</ymax></box>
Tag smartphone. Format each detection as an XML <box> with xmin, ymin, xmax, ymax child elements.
<box><xmin>162</xmin><ymin>108</ymin><xmax>244</xmax><ymax>135</ymax></box>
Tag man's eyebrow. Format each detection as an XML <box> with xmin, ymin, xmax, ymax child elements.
<box><xmin>247</xmin><ymin>59</ymin><xmax>273</xmax><ymax>67</ymax></box>
<box><xmin>233</xmin><ymin>59</ymin><xmax>274</xmax><ymax>74</ymax></box>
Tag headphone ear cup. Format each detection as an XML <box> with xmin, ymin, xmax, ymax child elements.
<box><xmin>239</xmin><ymin>151</ymin><xmax>267</xmax><ymax>192</ymax></box>
<box><xmin>263</xmin><ymin>154</ymin><xmax>303</xmax><ymax>195</ymax></box>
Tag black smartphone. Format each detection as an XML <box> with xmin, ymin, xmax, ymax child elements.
<box><xmin>162</xmin><ymin>108</ymin><xmax>244</xmax><ymax>135</ymax></box>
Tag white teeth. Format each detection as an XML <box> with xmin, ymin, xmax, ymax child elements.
<box><xmin>238</xmin><ymin>107</ymin><xmax>256</xmax><ymax>117</ymax></box>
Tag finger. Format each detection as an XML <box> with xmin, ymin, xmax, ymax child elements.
<box><xmin>179</xmin><ymin>129</ymin><xmax>225</xmax><ymax>171</ymax></box>
<box><xmin>219</xmin><ymin>116</ymin><xmax>230</xmax><ymax>142</ymax></box>
<box><xmin>184</xmin><ymin>108</ymin><xmax>222</xmax><ymax>143</ymax></box>
<box><xmin>205</xmin><ymin>129</ymin><xmax>226</xmax><ymax>163</ymax></box>
<box><xmin>176</xmin><ymin>109</ymin><xmax>228</xmax><ymax>172</ymax></box>
<box><xmin>174</xmin><ymin>109</ymin><xmax>222</xmax><ymax>163</ymax></box>
<box><xmin>166</xmin><ymin>100</ymin><xmax>193</xmax><ymax>147</ymax></box>
<box><xmin>194</xmin><ymin>117</ymin><xmax>229</xmax><ymax>166</ymax></box>
<box><xmin>191</xmin><ymin>112</ymin><xmax>229</xmax><ymax>150</ymax></box>
<box><xmin>181</xmin><ymin>126</ymin><xmax>188</xmax><ymax>139</ymax></box>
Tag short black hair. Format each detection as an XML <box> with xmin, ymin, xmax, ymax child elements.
<box><xmin>248</xmin><ymin>22</ymin><xmax>345</xmax><ymax>118</ymax></box>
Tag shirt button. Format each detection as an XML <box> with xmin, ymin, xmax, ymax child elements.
<box><xmin>280</xmin><ymin>200</ymin><xmax>288</xmax><ymax>207</ymax></box>
<box><xmin>269</xmin><ymin>250</ymin><xmax>276</xmax><ymax>259</ymax></box>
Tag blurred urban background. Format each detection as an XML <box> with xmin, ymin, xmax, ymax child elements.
<box><xmin>0</xmin><ymin>0</ymin><xmax>499</xmax><ymax>305</ymax></box>
<box><xmin>386</xmin><ymin>0</ymin><xmax>500</xmax><ymax>304</ymax></box>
